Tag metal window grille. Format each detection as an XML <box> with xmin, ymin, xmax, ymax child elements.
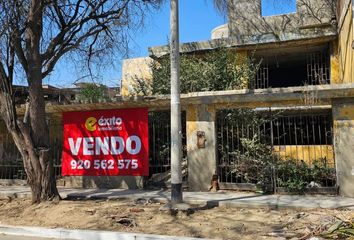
<box><xmin>307</xmin><ymin>51</ymin><xmax>330</xmax><ymax>85</ymax></box>
<box><xmin>255</xmin><ymin>60</ymin><xmax>269</xmax><ymax>89</ymax></box>
<box><xmin>255</xmin><ymin>50</ymin><xmax>330</xmax><ymax>89</ymax></box>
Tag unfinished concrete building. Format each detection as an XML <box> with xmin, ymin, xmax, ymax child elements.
<box><xmin>120</xmin><ymin>0</ymin><xmax>354</xmax><ymax>196</ymax></box>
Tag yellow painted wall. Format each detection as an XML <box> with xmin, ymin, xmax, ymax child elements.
<box><xmin>121</xmin><ymin>57</ymin><xmax>153</xmax><ymax>97</ymax></box>
<box><xmin>273</xmin><ymin>145</ymin><xmax>335</xmax><ymax>167</ymax></box>
<box><xmin>333</xmin><ymin>103</ymin><xmax>354</xmax><ymax>131</ymax></box>
<box><xmin>338</xmin><ymin>1</ymin><xmax>354</xmax><ymax>83</ymax></box>
<box><xmin>330</xmin><ymin>41</ymin><xmax>341</xmax><ymax>84</ymax></box>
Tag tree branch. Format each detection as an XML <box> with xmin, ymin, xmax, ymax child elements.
<box><xmin>42</xmin><ymin>0</ymin><xmax>128</xmax><ymax>64</ymax></box>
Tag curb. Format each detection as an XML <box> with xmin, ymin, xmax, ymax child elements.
<box><xmin>0</xmin><ymin>225</ymin><xmax>207</xmax><ymax>240</ymax></box>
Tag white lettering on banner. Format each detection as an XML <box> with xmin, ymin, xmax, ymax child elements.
<box><xmin>118</xmin><ymin>159</ymin><xmax>138</xmax><ymax>169</ymax></box>
<box><xmin>126</xmin><ymin>135</ymin><xmax>142</xmax><ymax>155</ymax></box>
<box><xmin>83</xmin><ymin>137</ymin><xmax>94</xmax><ymax>155</ymax></box>
<box><xmin>111</xmin><ymin>137</ymin><xmax>125</xmax><ymax>155</ymax></box>
<box><xmin>98</xmin><ymin>116</ymin><xmax>123</xmax><ymax>126</ymax></box>
<box><xmin>95</xmin><ymin>137</ymin><xmax>110</xmax><ymax>155</ymax></box>
<box><xmin>70</xmin><ymin>159</ymin><xmax>91</xmax><ymax>170</ymax></box>
<box><xmin>67</xmin><ymin>136</ymin><xmax>142</xmax><ymax>156</ymax></box>
<box><xmin>68</xmin><ymin>138</ymin><xmax>81</xmax><ymax>155</ymax></box>
<box><xmin>70</xmin><ymin>159</ymin><xmax>139</xmax><ymax>170</ymax></box>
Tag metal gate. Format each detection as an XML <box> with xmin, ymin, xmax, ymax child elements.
<box><xmin>147</xmin><ymin>111</ymin><xmax>187</xmax><ymax>188</ymax></box>
<box><xmin>216</xmin><ymin>108</ymin><xmax>336</xmax><ymax>192</ymax></box>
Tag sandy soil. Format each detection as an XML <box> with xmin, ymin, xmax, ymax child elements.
<box><xmin>0</xmin><ymin>198</ymin><xmax>353</xmax><ymax>240</ymax></box>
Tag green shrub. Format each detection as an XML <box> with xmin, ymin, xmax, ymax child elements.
<box><xmin>277</xmin><ymin>158</ymin><xmax>336</xmax><ymax>193</ymax></box>
<box><xmin>134</xmin><ymin>50</ymin><xmax>260</xmax><ymax>95</ymax></box>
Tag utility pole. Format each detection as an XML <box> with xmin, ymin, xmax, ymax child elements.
<box><xmin>170</xmin><ymin>0</ymin><xmax>183</xmax><ymax>204</ymax></box>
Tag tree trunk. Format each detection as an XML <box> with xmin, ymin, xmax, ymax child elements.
<box><xmin>19</xmin><ymin>140</ymin><xmax>59</xmax><ymax>203</ymax></box>
<box><xmin>7</xmin><ymin>107</ymin><xmax>60</xmax><ymax>203</ymax></box>
<box><xmin>0</xmin><ymin>92</ymin><xmax>60</xmax><ymax>203</ymax></box>
<box><xmin>19</xmin><ymin>72</ymin><xmax>60</xmax><ymax>203</ymax></box>
<box><xmin>16</xmin><ymin>0</ymin><xmax>60</xmax><ymax>203</ymax></box>
<box><xmin>0</xmin><ymin>9</ymin><xmax>60</xmax><ymax>202</ymax></box>
<box><xmin>26</xmin><ymin>151</ymin><xmax>60</xmax><ymax>204</ymax></box>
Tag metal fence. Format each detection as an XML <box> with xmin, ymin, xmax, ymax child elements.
<box><xmin>216</xmin><ymin>108</ymin><xmax>336</xmax><ymax>192</ymax></box>
<box><xmin>0</xmin><ymin>122</ymin><xmax>63</xmax><ymax>181</ymax></box>
<box><xmin>50</xmin><ymin>123</ymin><xmax>63</xmax><ymax>179</ymax></box>
<box><xmin>0</xmin><ymin>111</ymin><xmax>187</xmax><ymax>185</ymax></box>
<box><xmin>147</xmin><ymin>111</ymin><xmax>187</xmax><ymax>186</ymax></box>
<box><xmin>0</xmin><ymin>124</ymin><xmax>26</xmax><ymax>180</ymax></box>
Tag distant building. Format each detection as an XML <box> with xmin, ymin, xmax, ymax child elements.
<box><xmin>11</xmin><ymin>83</ymin><xmax>121</xmax><ymax>105</ymax></box>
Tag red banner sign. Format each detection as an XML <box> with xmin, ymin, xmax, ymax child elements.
<box><xmin>62</xmin><ymin>108</ymin><xmax>149</xmax><ymax>176</ymax></box>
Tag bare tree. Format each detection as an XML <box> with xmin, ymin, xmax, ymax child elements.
<box><xmin>0</xmin><ymin>0</ymin><xmax>161</xmax><ymax>203</ymax></box>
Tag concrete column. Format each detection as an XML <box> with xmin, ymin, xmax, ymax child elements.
<box><xmin>333</xmin><ymin>99</ymin><xmax>354</xmax><ymax>197</ymax></box>
<box><xmin>186</xmin><ymin>104</ymin><xmax>217</xmax><ymax>191</ymax></box>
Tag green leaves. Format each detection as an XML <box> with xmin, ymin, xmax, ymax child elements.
<box><xmin>277</xmin><ymin>158</ymin><xmax>336</xmax><ymax>193</ymax></box>
<box><xmin>149</xmin><ymin>50</ymin><xmax>258</xmax><ymax>94</ymax></box>
<box><xmin>79</xmin><ymin>83</ymin><xmax>107</xmax><ymax>103</ymax></box>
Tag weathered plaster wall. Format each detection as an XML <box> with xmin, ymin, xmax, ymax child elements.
<box><xmin>121</xmin><ymin>57</ymin><xmax>153</xmax><ymax>97</ymax></box>
<box><xmin>228</xmin><ymin>0</ymin><xmax>336</xmax><ymax>43</ymax></box>
<box><xmin>60</xmin><ymin>176</ymin><xmax>144</xmax><ymax>189</ymax></box>
<box><xmin>333</xmin><ymin>99</ymin><xmax>354</xmax><ymax>197</ymax></box>
<box><xmin>186</xmin><ymin>104</ymin><xmax>217</xmax><ymax>191</ymax></box>
<box><xmin>338</xmin><ymin>0</ymin><xmax>354</xmax><ymax>83</ymax></box>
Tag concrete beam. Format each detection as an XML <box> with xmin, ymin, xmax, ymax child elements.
<box><xmin>14</xmin><ymin>84</ymin><xmax>354</xmax><ymax>116</ymax></box>
<box><xmin>148</xmin><ymin>32</ymin><xmax>337</xmax><ymax>58</ymax></box>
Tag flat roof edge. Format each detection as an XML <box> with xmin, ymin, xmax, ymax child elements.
<box><xmin>149</xmin><ymin>28</ymin><xmax>337</xmax><ymax>58</ymax></box>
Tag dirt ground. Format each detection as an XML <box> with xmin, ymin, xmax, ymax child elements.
<box><xmin>0</xmin><ymin>198</ymin><xmax>353</xmax><ymax>240</ymax></box>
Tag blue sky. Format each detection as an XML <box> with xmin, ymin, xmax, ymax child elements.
<box><xmin>44</xmin><ymin>0</ymin><xmax>296</xmax><ymax>88</ymax></box>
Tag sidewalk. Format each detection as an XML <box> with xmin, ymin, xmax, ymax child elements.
<box><xmin>0</xmin><ymin>224</ymin><xmax>206</xmax><ymax>240</ymax></box>
<box><xmin>1</xmin><ymin>186</ymin><xmax>354</xmax><ymax>210</ymax></box>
